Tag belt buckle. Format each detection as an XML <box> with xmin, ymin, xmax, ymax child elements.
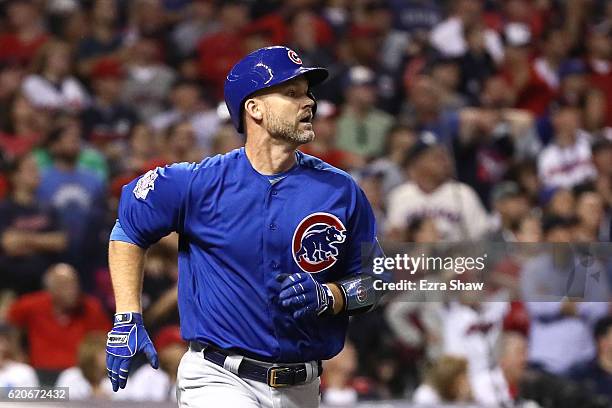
<box><xmin>267</xmin><ymin>367</ymin><xmax>292</xmax><ymax>388</ymax></box>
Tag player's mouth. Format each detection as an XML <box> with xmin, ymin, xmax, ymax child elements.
<box><xmin>298</xmin><ymin>113</ymin><xmax>313</xmax><ymax>126</ymax></box>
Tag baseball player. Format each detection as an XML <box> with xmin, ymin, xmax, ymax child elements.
<box><xmin>105</xmin><ymin>46</ymin><xmax>382</xmax><ymax>407</ymax></box>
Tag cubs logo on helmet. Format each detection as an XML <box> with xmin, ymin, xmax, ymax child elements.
<box><xmin>287</xmin><ymin>50</ymin><xmax>302</xmax><ymax>65</ymax></box>
<box><xmin>292</xmin><ymin>212</ymin><xmax>346</xmax><ymax>273</ymax></box>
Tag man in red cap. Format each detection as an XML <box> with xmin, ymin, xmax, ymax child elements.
<box><xmin>82</xmin><ymin>58</ymin><xmax>137</xmax><ymax>149</ymax></box>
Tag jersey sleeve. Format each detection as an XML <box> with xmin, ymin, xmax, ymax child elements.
<box><xmin>116</xmin><ymin>163</ymin><xmax>195</xmax><ymax>248</ymax></box>
<box><xmin>344</xmin><ymin>181</ymin><xmax>382</xmax><ymax>277</ymax></box>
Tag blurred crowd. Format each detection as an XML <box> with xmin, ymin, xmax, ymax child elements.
<box><xmin>0</xmin><ymin>0</ymin><xmax>611</xmax><ymax>406</ymax></box>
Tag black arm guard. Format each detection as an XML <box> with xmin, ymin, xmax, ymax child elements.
<box><xmin>336</xmin><ymin>274</ymin><xmax>378</xmax><ymax>315</ymax></box>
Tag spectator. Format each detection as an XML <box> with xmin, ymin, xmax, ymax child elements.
<box><xmin>509</xmin><ymin>159</ymin><xmax>541</xmax><ymax>206</ymax></box>
<box><xmin>387</xmin><ymin>134</ymin><xmax>491</xmax><ymax>241</ymax></box>
<box><xmin>162</xmin><ymin>121</ymin><xmax>206</xmax><ymax>164</ymax></box>
<box><xmin>7</xmin><ymin>264</ymin><xmax>110</xmax><ymax>384</ymax></box>
<box><xmin>454</xmin><ymin>106</ymin><xmax>534</xmax><ymax>205</ymax></box>
<box><xmin>521</xmin><ymin>215</ymin><xmax>609</xmax><ymax>375</ymax></box>
<box><xmin>210</xmin><ymin>124</ymin><xmax>244</xmax><ymax>156</ymax></box>
<box><xmin>569</xmin><ymin>316</ymin><xmax>612</xmax><ymax>401</ymax></box>
<box><xmin>0</xmin><ymin>0</ymin><xmax>49</xmax><ymax>67</ymax></box>
<box><xmin>21</xmin><ymin>40</ymin><xmax>89</xmax><ymax>112</ymax></box>
<box><xmin>197</xmin><ymin>0</ymin><xmax>250</xmax><ymax>99</ymax></box>
<box><xmin>109</xmin><ymin>123</ymin><xmax>166</xmax><ymax>201</ymax></box>
<box><xmin>592</xmin><ymin>139</ymin><xmax>612</xmax><ymax>238</ymax></box>
<box><xmin>512</xmin><ymin>213</ymin><xmax>542</xmax><ymax>243</ymax></box>
<box><xmin>459</xmin><ymin>22</ymin><xmax>498</xmax><ymax>104</ymax></box>
<box><xmin>384</xmin><ymin>216</ymin><xmax>444</xmax><ymax>362</ymax></box>
<box><xmin>171</xmin><ymin>0</ymin><xmax>218</xmax><ymax>57</ymax></box>
<box><xmin>55</xmin><ymin>333</ymin><xmax>112</xmax><ymax>399</ymax></box>
<box><xmin>586</xmin><ymin>23</ymin><xmax>612</xmax><ymax>128</ymax></box>
<box><xmin>141</xmin><ymin>237</ymin><xmax>179</xmax><ymax>330</ymax></box>
<box><xmin>412</xmin><ymin>355</ymin><xmax>472</xmax><ymax>405</ymax></box>
<box><xmin>81</xmin><ymin>58</ymin><xmax>138</xmax><ymax>153</ymax></box>
<box><xmin>0</xmin><ymin>154</ymin><xmax>67</xmax><ymax>294</ymax></box>
<box><xmin>336</xmin><ymin>66</ymin><xmax>394</xmax><ymax>159</ymax></box>
<box><xmin>121</xmin><ymin>37</ymin><xmax>176</xmax><ymax>121</ymax></box>
<box><xmin>75</xmin><ymin>0</ymin><xmax>124</xmax><ymax>73</ymax></box>
<box><xmin>401</xmin><ymin>74</ymin><xmax>461</xmax><ymax>146</ymax></box>
<box><xmin>428</xmin><ymin>56</ymin><xmax>466</xmax><ymax>111</ymax></box>
<box><xmin>150</xmin><ymin>80</ymin><xmax>221</xmax><ymax>153</ymax></box>
<box><xmin>538</xmin><ymin>103</ymin><xmax>597</xmax><ymax>189</ymax></box>
<box><xmin>366</xmin><ymin>124</ymin><xmax>416</xmax><ymax>195</ymax></box>
<box><xmin>429</xmin><ymin>0</ymin><xmax>503</xmax><ymax>63</ymax></box>
<box><xmin>33</xmin><ymin>113</ymin><xmax>108</xmax><ymax>180</ymax></box>
<box><xmin>0</xmin><ymin>93</ymin><xmax>53</xmax><ymax>161</ymax></box>
<box><xmin>386</xmin><ymin>0</ymin><xmax>442</xmax><ymax>35</ymax></box>
<box><xmin>321</xmin><ymin>341</ymin><xmax>358</xmax><ymax>406</ymax></box>
<box><xmin>300</xmin><ymin>100</ymin><xmax>362</xmax><ymax>171</ymax></box>
<box><xmin>558</xmin><ymin>59</ymin><xmax>593</xmax><ymax>109</ymax></box>
<box><xmin>489</xmin><ymin>181</ymin><xmax>531</xmax><ymax>241</ymax></box>
<box><xmin>36</xmin><ymin>118</ymin><xmax>107</xmax><ymax>283</ymax></box>
<box><xmin>120</xmin><ymin>325</ymin><xmax>185</xmax><ymax>402</ymax></box>
<box><xmin>574</xmin><ymin>189</ymin><xmax>606</xmax><ymax>242</ymax></box>
<box><xmin>0</xmin><ymin>64</ymin><xmax>26</xmax><ymax>107</ymax></box>
<box><xmin>532</xmin><ymin>26</ymin><xmax>570</xmax><ymax>96</ymax></box>
<box><xmin>545</xmin><ymin>188</ymin><xmax>576</xmax><ymax>219</ymax></box>
<box><xmin>0</xmin><ymin>323</ymin><xmax>38</xmax><ymax>387</ymax></box>
<box><xmin>356</xmin><ymin>171</ymin><xmax>386</xmax><ymax>235</ymax></box>
<box><xmin>471</xmin><ymin>331</ymin><xmax>530</xmax><ymax>406</ymax></box>
<box><xmin>440</xmin><ymin>297</ymin><xmax>509</xmax><ymax>381</ymax></box>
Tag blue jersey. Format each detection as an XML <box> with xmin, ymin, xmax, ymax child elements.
<box><xmin>113</xmin><ymin>147</ymin><xmax>377</xmax><ymax>363</ymax></box>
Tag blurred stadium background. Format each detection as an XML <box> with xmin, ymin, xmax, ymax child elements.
<box><xmin>0</xmin><ymin>0</ymin><xmax>611</xmax><ymax>406</ymax></box>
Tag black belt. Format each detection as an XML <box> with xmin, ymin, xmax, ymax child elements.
<box><xmin>189</xmin><ymin>342</ymin><xmax>322</xmax><ymax>388</ymax></box>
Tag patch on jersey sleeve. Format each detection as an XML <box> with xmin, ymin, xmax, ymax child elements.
<box><xmin>292</xmin><ymin>212</ymin><xmax>346</xmax><ymax>273</ymax></box>
<box><xmin>133</xmin><ymin>169</ymin><xmax>158</xmax><ymax>200</ymax></box>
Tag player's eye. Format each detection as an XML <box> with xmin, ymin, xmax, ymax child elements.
<box><xmin>287</xmin><ymin>89</ymin><xmax>296</xmax><ymax>97</ymax></box>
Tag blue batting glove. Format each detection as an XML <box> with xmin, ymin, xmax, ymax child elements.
<box><xmin>106</xmin><ymin>312</ymin><xmax>158</xmax><ymax>392</ymax></box>
<box><xmin>277</xmin><ymin>273</ymin><xmax>333</xmax><ymax>319</ymax></box>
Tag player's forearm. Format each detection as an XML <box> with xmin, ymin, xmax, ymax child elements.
<box><xmin>109</xmin><ymin>240</ymin><xmax>146</xmax><ymax>313</ymax></box>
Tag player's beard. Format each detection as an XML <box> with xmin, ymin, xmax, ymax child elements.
<box><xmin>264</xmin><ymin>106</ymin><xmax>314</xmax><ymax>145</ymax></box>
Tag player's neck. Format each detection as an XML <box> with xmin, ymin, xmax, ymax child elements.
<box><xmin>244</xmin><ymin>137</ymin><xmax>298</xmax><ymax>175</ymax></box>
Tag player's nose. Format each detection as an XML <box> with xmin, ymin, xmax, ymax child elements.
<box><xmin>302</xmin><ymin>96</ymin><xmax>315</xmax><ymax>110</ymax></box>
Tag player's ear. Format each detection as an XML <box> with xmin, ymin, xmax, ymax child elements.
<box><xmin>244</xmin><ymin>98</ymin><xmax>264</xmax><ymax>123</ymax></box>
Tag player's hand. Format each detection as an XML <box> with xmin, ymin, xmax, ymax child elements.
<box><xmin>276</xmin><ymin>273</ymin><xmax>333</xmax><ymax>319</ymax></box>
<box><xmin>106</xmin><ymin>312</ymin><xmax>158</xmax><ymax>392</ymax></box>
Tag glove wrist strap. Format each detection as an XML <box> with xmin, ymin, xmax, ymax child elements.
<box><xmin>320</xmin><ymin>284</ymin><xmax>335</xmax><ymax>316</ymax></box>
<box><xmin>114</xmin><ymin>312</ymin><xmax>143</xmax><ymax>325</ymax></box>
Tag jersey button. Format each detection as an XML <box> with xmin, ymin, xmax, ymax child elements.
<box><xmin>270</xmin><ymin>261</ymin><xmax>279</xmax><ymax>269</ymax></box>
<box><xmin>271</xmin><ymin>190</ymin><xmax>278</xmax><ymax>196</ymax></box>
<box><xmin>269</xmin><ymin>223</ymin><xmax>277</xmax><ymax>230</ymax></box>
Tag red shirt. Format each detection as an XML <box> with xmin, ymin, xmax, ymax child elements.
<box><xmin>0</xmin><ymin>33</ymin><xmax>48</xmax><ymax>66</ymax></box>
<box><xmin>299</xmin><ymin>146</ymin><xmax>353</xmax><ymax>170</ymax></box>
<box><xmin>589</xmin><ymin>64</ymin><xmax>612</xmax><ymax>126</ymax></box>
<box><xmin>8</xmin><ymin>291</ymin><xmax>111</xmax><ymax>370</ymax></box>
<box><xmin>503</xmin><ymin>64</ymin><xmax>557</xmax><ymax>117</ymax></box>
<box><xmin>197</xmin><ymin>31</ymin><xmax>246</xmax><ymax>100</ymax></box>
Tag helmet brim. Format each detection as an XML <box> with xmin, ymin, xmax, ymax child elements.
<box><xmin>299</xmin><ymin>67</ymin><xmax>329</xmax><ymax>88</ymax></box>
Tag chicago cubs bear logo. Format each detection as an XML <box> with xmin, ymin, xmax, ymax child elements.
<box><xmin>293</xmin><ymin>212</ymin><xmax>346</xmax><ymax>273</ymax></box>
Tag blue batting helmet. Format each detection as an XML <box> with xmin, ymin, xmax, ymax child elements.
<box><xmin>224</xmin><ymin>46</ymin><xmax>328</xmax><ymax>133</ymax></box>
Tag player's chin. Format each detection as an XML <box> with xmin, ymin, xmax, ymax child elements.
<box><xmin>294</xmin><ymin>127</ymin><xmax>315</xmax><ymax>144</ymax></box>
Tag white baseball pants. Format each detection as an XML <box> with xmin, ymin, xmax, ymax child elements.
<box><xmin>176</xmin><ymin>345</ymin><xmax>320</xmax><ymax>408</ymax></box>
